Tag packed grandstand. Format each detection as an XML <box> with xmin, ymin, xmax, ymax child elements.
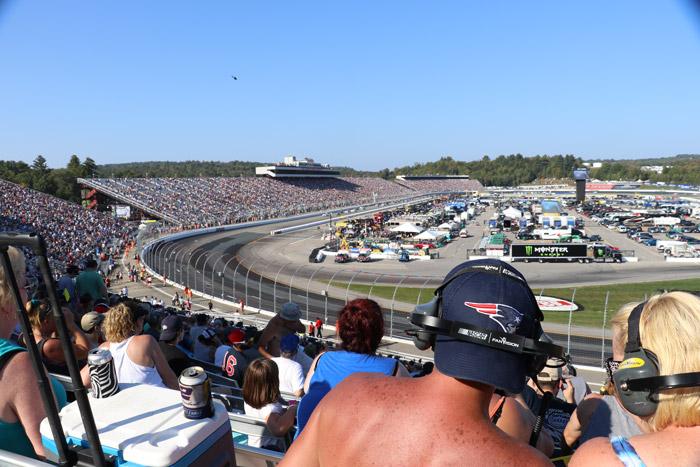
<box><xmin>81</xmin><ymin>176</ymin><xmax>483</xmax><ymax>225</ymax></box>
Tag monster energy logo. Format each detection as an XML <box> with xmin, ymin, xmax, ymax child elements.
<box><xmin>525</xmin><ymin>245</ymin><xmax>533</xmax><ymax>256</ymax></box>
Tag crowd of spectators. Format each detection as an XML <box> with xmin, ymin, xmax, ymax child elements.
<box><xmin>395</xmin><ymin>178</ymin><xmax>483</xmax><ymax>193</ymax></box>
<box><xmin>3</xmin><ymin>248</ymin><xmax>700</xmax><ymax>465</ymax></box>
<box><xmin>86</xmin><ymin>176</ymin><xmax>478</xmax><ymax>226</ymax></box>
<box><xmin>0</xmin><ymin>179</ymin><xmax>135</xmax><ymax>276</ymax></box>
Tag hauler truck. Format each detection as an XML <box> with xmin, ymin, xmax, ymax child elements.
<box><xmin>511</xmin><ymin>243</ymin><xmax>622</xmax><ymax>263</ymax></box>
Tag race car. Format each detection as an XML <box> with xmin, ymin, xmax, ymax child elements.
<box><xmin>357</xmin><ymin>250</ymin><xmax>372</xmax><ymax>262</ymax></box>
<box><xmin>335</xmin><ymin>252</ymin><xmax>351</xmax><ymax>263</ymax></box>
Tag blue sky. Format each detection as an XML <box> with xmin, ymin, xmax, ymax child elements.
<box><xmin>1</xmin><ymin>1</ymin><xmax>700</xmax><ymax>170</ymax></box>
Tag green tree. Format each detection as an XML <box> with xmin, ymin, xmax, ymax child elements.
<box><xmin>81</xmin><ymin>157</ymin><xmax>97</xmax><ymax>178</ymax></box>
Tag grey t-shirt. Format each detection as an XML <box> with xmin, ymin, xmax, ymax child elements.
<box><xmin>579</xmin><ymin>395</ymin><xmax>643</xmax><ymax>444</ymax></box>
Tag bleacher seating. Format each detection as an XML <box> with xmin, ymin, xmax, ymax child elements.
<box><xmin>83</xmin><ymin>176</ymin><xmax>482</xmax><ymax>226</ymax></box>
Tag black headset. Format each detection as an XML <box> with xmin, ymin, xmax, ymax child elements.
<box><xmin>613</xmin><ymin>300</ymin><xmax>700</xmax><ymax>417</ymax></box>
<box><xmin>409</xmin><ymin>262</ymin><xmax>565</xmax><ymax>378</ymax></box>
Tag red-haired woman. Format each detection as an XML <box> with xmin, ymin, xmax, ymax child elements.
<box><xmin>295</xmin><ymin>299</ymin><xmax>408</xmax><ymax>436</ymax></box>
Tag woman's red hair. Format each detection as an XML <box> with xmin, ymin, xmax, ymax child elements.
<box><xmin>337</xmin><ymin>299</ymin><xmax>384</xmax><ymax>355</ymax></box>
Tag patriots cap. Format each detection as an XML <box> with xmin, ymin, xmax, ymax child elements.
<box><xmin>433</xmin><ymin>258</ymin><xmax>542</xmax><ymax>394</ymax></box>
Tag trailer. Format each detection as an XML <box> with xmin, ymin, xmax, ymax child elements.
<box><xmin>511</xmin><ymin>243</ymin><xmax>621</xmax><ymax>263</ymax></box>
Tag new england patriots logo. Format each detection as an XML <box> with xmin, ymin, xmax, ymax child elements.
<box><xmin>464</xmin><ymin>302</ymin><xmax>523</xmax><ymax>334</ymax></box>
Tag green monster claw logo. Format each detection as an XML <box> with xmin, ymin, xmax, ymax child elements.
<box><xmin>525</xmin><ymin>245</ymin><xmax>533</xmax><ymax>256</ymax></box>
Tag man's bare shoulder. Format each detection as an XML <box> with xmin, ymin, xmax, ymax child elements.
<box><xmin>313</xmin><ymin>373</ymin><xmax>552</xmax><ymax>466</ymax></box>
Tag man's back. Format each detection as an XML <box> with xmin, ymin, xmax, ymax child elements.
<box><xmin>76</xmin><ymin>270</ymin><xmax>105</xmax><ymax>301</ymax></box>
<box><xmin>282</xmin><ymin>372</ymin><xmax>552</xmax><ymax>467</ymax></box>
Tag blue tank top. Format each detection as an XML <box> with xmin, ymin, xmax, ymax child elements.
<box><xmin>296</xmin><ymin>350</ymin><xmax>398</xmax><ymax>435</ymax></box>
<box><xmin>0</xmin><ymin>339</ymin><xmax>68</xmax><ymax>458</ymax></box>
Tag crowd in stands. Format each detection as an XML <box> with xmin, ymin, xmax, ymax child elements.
<box><xmin>395</xmin><ymin>177</ymin><xmax>483</xmax><ymax>193</ymax></box>
<box><xmin>0</xmin><ymin>179</ymin><xmax>135</xmax><ymax>276</ymax></box>
<box><xmin>85</xmin><ymin>176</ymin><xmax>481</xmax><ymax>226</ymax></box>
<box><xmin>2</xmin><ymin>250</ymin><xmax>700</xmax><ymax>465</ymax></box>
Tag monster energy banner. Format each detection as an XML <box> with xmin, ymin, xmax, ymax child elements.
<box><xmin>511</xmin><ymin>244</ymin><xmax>587</xmax><ymax>258</ymax></box>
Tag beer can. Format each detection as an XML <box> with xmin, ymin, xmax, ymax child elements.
<box><xmin>179</xmin><ymin>366</ymin><xmax>213</xmax><ymax>419</ymax></box>
<box><xmin>87</xmin><ymin>348</ymin><xmax>119</xmax><ymax>398</ymax></box>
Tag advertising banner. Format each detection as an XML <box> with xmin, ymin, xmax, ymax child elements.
<box><xmin>115</xmin><ymin>205</ymin><xmax>131</xmax><ymax>219</ymax></box>
<box><xmin>511</xmin><ymin>244</ymin><xmax>587</xmax><ymax>258</ymax></box>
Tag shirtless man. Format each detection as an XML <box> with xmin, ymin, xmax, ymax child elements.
<box><xmin>281</xmin><ymin>259</ymin><xmax>554</xmax><ymax>466</ymax></box>
<box><xmin>257</xmin><ymin>302</ymin><xmax>305</xmax><ymax>359</ymax></box>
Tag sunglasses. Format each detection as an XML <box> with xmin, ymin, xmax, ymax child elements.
<box><xmin>604</xmin><ymin>357</ymin><xmax>621</xmax><ymax>380</ymax></box>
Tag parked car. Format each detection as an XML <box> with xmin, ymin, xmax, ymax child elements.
<box><xmin>517</xmin><ymin>232</ymin><xmax>538</xmax><ymax>241</ymax></box>
<box><xmin>636</xmin><ymin>233</ymin><xmax>653</xmax><ymax>242</ymax></box>
<box><xmin>642</xmin><ymin>238</ymin><xmax>657</xmax><ymax>247</ymax></box>
<box><xmin>617</xmin><ymin>225</ymin><xmax>628</xmax><ymax>233</ymax></box>
<box><xmin>588</xmin><ymin>234</ymin><xmax>602</xmax><ymax>242</ymax></box>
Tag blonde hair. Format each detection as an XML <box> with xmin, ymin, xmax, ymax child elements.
<box><xmin>25</xmin><ymin>299</ymin><xmax>50</xmax><ymax>331</ymax></box>
<box><xmin>0</xmin><ymin>247</ymin><xmax>26</xmax><ymax>311</ymax></box>
<box><xmin>636</xmin><ymin>292</ymin><xmax>700</xmax><ymax>431</ymax></box>
<box><xmin>610</xmin><ymin>302</ymin><xmax>638</xmax><ymax>354</ymax></box>
<box><xmin>103</xmin><ymin>303</ymin><xmax>135</xmax><ymax>343</ymax></box>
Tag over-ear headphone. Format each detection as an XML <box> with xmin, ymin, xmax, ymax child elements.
<box><xmin>613</xmin><ymin>300</ymin><xmax>700</xmax><ymax>417</ymax></box>
<box><xmin>409</xmin><ymin>262</ymin><xmax>565</xmax><ymax>379</ymax></box>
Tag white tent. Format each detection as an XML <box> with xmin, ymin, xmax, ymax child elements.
<box><xmin>391</xmin><ymin>223</ymin><xmax>423</xmax><ymax>234</ymax></box>
<box><xmin>503</xmin><ymin>207</ymin><xmax>523</xmax><ymax>219</ymax></box>
<box><xmin>414</xmin><ymin>230</ymin><xmax>445</xmax><ymax>241</ymax></box>
<box><xmin>437</xmin><ymin>222</ymin><xmax>453</xmax><ymax>230</ymax></box>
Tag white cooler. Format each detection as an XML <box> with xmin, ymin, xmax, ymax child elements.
<box><xmin>40</xmin><ymin>384</ymin><xmax>234</xmax><ymax>466</ymax></box>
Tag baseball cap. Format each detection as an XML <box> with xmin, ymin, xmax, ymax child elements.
<box><xmin>279</xmin><ymin>302</ymin><xmax>301</xmax><ymax>321</ymax></box>
<box><xmin>93</xmin><ymin>299</ymin><xmax>110</xmax><ymax>314</ymax></box>
<box><xmin>280</xmin><ymin>333</ymin><xmax>300</xmax><ymax>354</ymax></box>
<box><xmin>433</xmin><ymin>258</ymin><xmax>543</xmax><ymax>394</ymax></box>
<box><xmin>81</xmin><ymin>311</ymin><xmax>104</xmax><ymax>333</ymax></box>
<box><xmin>537</xmin><ymin>359</ymin><xmax>563</xmax><ymax>384</ymax></box>
<box><xmin>227</xmin><ymin>328</ymin><xmax>246</xmax><ymax>345</ymax></box>
<box><xmin>159</xmin><ymin>315</ymin><xmax>183</xmax><ymax>341</ymax></box>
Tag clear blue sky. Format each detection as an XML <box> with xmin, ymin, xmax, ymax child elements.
<box><xmin>1</xmin><ymin>1</ymin><xmax>700</xmax><ymax>171</ymax></box>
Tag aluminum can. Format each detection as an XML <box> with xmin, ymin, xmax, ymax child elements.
<box><xmin>87</xmin><ymin>348</ymin><xmax>119</xmax><ymax>398</ymax></box>
<box><xmin>179</xmin><ymin>366</ymin><xmax>213</xmax><ymax>419</ymax></box>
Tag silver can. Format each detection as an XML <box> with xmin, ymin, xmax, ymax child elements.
<box><xmin>179</xmin><ymin>366</ymin><xmax>213</xmax><ymax>419</ymax></box>
<box><xmin>87</xmin><ymin>348</ymin><xmax>119</xmax><ymax>398</ymax></box>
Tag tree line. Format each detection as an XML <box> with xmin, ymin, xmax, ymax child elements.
<box><xmin>0</xmin><ymin>155</ymin><xmax>96</xmax><ymax>203</ymax></box>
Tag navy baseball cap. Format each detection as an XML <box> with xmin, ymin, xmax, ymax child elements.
<box><xmin>433</xmin><ymin>258</ymin><xmax>543</xmax><ymax>394</ymax></box>
<box><xmin>280</xmin><ymin>333</ymin><xmax>300</xmax><ymax>353</ymax></box>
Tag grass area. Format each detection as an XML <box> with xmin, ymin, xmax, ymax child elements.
<box><xmin>333</xmin><ymin>277</ymin><xmax>700</xmax><ymax>328</ymax></box>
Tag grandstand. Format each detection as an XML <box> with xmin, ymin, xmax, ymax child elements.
<box><xmin>0</xmin><ymin>179</ymin><xmax>134</xmax><ymax>273</ymax></box>
<box><xmin>79</xmin><ymin>175</ymin><xmax>483</xmax><ymax>225</ymax></box>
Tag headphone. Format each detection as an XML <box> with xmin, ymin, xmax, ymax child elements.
<box><xmin>613</xmin><ymin>300</ymin><xmax>700</xmax><ymax>417</ymax></box>
<box><xmin>409</xmin><ymin>262</ymin><xmax>565</xmax><ymax>379</ymax></box>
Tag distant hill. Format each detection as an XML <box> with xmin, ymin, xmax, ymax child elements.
<box><xmin>585</xmin><ymin>154</ymin><xmax>700</xmax><ymax>166</ymax></box>
<box><xmin>382</xmin><ymin>154</ymin><xmax>583</xmax><ymax>186</ymax></box>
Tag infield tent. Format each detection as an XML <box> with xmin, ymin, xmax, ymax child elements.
<box><xmin>414</xmin><ymin>230</ymin><xmax>444</xmax><ymax>241</ymax></box>
<box><xmin>391</xmin><ymin>223</ymin><xmax>423</xmax><ymax>234</ymax></box>
<box><xmin>503</xmin><ymin>207</ymin><xmax>523</xmax><ymax>219</ymax></box>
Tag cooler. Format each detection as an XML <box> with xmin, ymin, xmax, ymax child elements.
<box><xmin>40</xmin><ymin>384</ymin><xmax>234</xmax><ymax>466</ymax></box>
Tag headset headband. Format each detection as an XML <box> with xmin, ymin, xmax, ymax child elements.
<box><xmin>625</xmin><ymin>301</ymin><xmax>646</xmax><ymax>354</ymax></box>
